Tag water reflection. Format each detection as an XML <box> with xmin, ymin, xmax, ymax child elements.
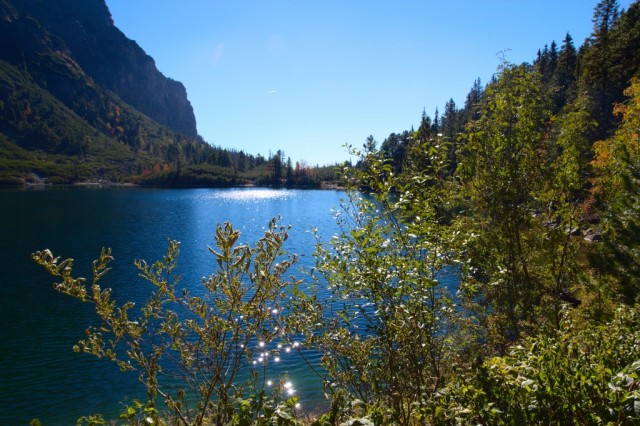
<box><xmin>210</xmin><ymin>188</ymin><xmax>297</xmax><ymax>202</ymax></box>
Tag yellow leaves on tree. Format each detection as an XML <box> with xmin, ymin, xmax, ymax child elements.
<box><xmin>592</xmin><ymin>77</ymin><xmax>640</xmax><ymax>197</ymax></box>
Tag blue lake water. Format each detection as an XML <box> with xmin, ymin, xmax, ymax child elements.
<box><xmin>0</xmin><ymin>187</ymin><xmax>345</xmax><ymax>425</ymax></box>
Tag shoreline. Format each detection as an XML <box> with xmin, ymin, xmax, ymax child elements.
<box><xmin>8</xmin><ymin>181</ymin><xmax>346</xmax><ymax>191</ymax></box>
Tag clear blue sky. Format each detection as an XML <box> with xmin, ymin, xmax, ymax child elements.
<box><xmin>105</xmin><ymin>0</ymin><xmax>634</xmax><ymax>166</ymax></box>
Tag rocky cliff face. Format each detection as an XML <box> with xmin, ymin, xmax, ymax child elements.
<box><xmin>2</xmin><ymin>0</ymin><xmax>198</xmax><ymax>137</ymax></box>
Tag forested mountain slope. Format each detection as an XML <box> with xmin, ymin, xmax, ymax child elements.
<box><xmin>0</xmin><ymin>0</ymin><xmax>201</xmax><ymax>183</ymax></box>
<box><xmin>2</xmin><ymin>0</ymin><xmax>198</xmax><ymax>138</ymax></box>
<box><xmin>0</xmin><ymin>0</ymin><xmax>334</xmax><ymax>186</ymax></box>
<box><xmin>377</xmin><ymin>0</ymin><xmax>640</xmax><ymax>178</ymax></box>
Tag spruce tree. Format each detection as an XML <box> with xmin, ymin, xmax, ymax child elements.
<box><xmin>441</xmin><ymin>99</ymin><xmax>460</xmax><ymax>174</ymax></box>
<box><xmin>551</xmin><ymin>33</ymin><xmax>578</xmax><ymax>111</ymax></box>
<box><xmin>579</xmin><ymin>0</ymin><xmax>622</xmax><ymax>140</ymax></box>
<box><xmin>592</xmin><ymin>0</ymin><xmax>620</xmax><ymax>39</ymax></box>
<box><xmin>460</xmin><ymin>78</ymin><xmax>484</xmax><ymax>126</ymax></box>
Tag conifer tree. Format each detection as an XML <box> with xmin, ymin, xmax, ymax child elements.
<box><xmin>592</xmin><ymin>78</ymin><xmax>640</xmax><ymax>304</ymax></box>
<box><xmin>549</xmin><ymin>40</ymin><xmax>558</xmax><ymax>73</ymax></box>
<box><xmin>431</xmin><ymin>107</ymin><xmax>440</xmax><ymax>134</ymax></box>
<box><xmin>551</xmin><ymin>33</ymin><xmax>578</xmax><ymax>111</ymax></box>
<box><xmin>579</xmin><ymin>0</ymin><xmax>622</xmax><ymax>140</ymax></box>
<box><xmin>460</xmin><ymin>78</ymin><xmax>484</xmax><ymax>126</ymax></box>
<box><xmin>441</xmin><ymin>98</ymin><xmax>460</xmax><ymax>174</ymax></box>
<box><xmin>285</xmin><ymin>156</ymin><xmax>293</xmax><ymax>184</ymax></box>
<box><xmin>592</xmin><ymin>0</ymin><xmax>620</xmax><ymax>39</ymax></box>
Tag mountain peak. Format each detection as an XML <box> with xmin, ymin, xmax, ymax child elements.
<box><xmin>5</xmin><ymin>0</ymin><xmax>198</xmax><ymax>137</ymax></box>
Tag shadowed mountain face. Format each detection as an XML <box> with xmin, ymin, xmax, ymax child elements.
<box><xmin>0</xmin><ymin>0</ymin><xmax>197</xmax><ymax>137</ymax></box>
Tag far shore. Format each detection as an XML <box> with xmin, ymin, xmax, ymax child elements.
<box><xmin>10</xmin><ymin>179</ymin><xmax>345</xmax><ymax>191</ymax></box>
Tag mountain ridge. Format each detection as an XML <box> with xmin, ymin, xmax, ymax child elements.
<box><xmin>1</xmin><ymin>0</ymin><xmax>198</xmax><ymax>138</ymax></box>
<box><xmin>0</xmin><ymin>0</ymin><xmax>225</xmax><ymax>185</ymax></box>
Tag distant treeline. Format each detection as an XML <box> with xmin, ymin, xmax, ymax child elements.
<box><xmin>370</xmin><ymin>0</ymin><xmax>639</xmax><ymax>182</ymax></box>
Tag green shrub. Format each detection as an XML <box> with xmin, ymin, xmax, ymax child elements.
<box><xmin>33</xmin><ymin>218</ymin><xmax>305</xmax><ymax>425</ymax></box>
<box><xmin>431</xmin><ymin>305</ymin><xmax>640</xmax><ymax>425</ymax></box>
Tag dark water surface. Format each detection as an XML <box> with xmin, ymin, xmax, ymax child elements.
<box><xmin>0</xmin><ymin>187</ymin><xmax>344</xmax><ymax>425</ymax></box>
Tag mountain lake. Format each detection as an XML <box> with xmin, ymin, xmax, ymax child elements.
<box><xmin>0</xmin><ymin>187</ymin><xmax>346</xmax><ymax>425</ymax></box>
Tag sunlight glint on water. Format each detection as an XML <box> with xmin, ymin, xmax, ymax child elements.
<box><xmin>0</xmin><ymin>187</ymin><xmax>344</xmax><ymax>425</ymax></box>
<box><xmin>210</xmin><ymin>188</ymin><xmax>298</xmax><ymax>202</ymax></box>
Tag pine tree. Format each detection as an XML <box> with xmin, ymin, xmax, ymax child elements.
<box><xmin>607</xmin><ymin>1</ymin><xmax>640</xmax><ymax>107</ymax></box>
<box><xmin>285</xmin><ymin>157</ymin><xmax>293</xmax><ymax>184</ymax></box>
<box><xmin>535</xmin><ymin>44</ymin><xmax>550</xmax><ymax>81</ymax></box>
<box><xmin>441</xmin><ymin>99</ymin><xmax>459</xmax><ymax>140</ymax></box>
<box><xmin>549</xmin><ymin>40</ymin><xmax>558</xmax><ymax>74</ymax></box>
<box><xmin>550</xmin><ymin>33</ymin><xmax>578</xmax><ymax>111</ymax></box>
<box><xmin>441</xmin><ymin>99</ymin><xmax>460</xmax><ymax>174</ymax></box>
<box><xmin>363</xmin><ymin>135</ymin><xmax>377</xmax><ymax>153</ymax></box>
<box><xmin>579</xmin><ymin>0</ymin><xmax>622</xmax><ymax>140</ymax></box>
<box><xmin>460</xmin><ymin>78</ymin><xmax>484</xmax><ymax>126</ymax></box>
<box><xmin>431</xmin><ymin>107</ymin><xmax>440</xmax><ymax>134</ymax></box>
<box><xmin>269</xmin><ymin>150</ymin><xmax>283</xmax><ymax>184</ymax></box>
<box><xmin>592</xmin><ymin>0</ymin><xmax>620</xmax><ymax>40</ymax></box>
<box><xmin>416</xmin><ymin>109</ymin><xmax>432</xmax><ymax>143</ymax></box>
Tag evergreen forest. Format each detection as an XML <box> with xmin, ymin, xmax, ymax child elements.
<box><xmin>31</xmin><ymin>0</ymin><xmax>640</xmax><ymax>424</ymax></box>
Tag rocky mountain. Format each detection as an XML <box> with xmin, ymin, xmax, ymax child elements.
<box><xmin>1</xmin><ymin>0</ymin><xmax>197</xmax><ymax>137</ymax></box>
<box><xmin>0</xmin><ymin>0</ymin><xmax>216</xmax><ymax>184</ymax></box>
<box><xmin>0</xmin><ymin>0</ymin><xmax>337</xmax><ymax>187</ymax></box>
